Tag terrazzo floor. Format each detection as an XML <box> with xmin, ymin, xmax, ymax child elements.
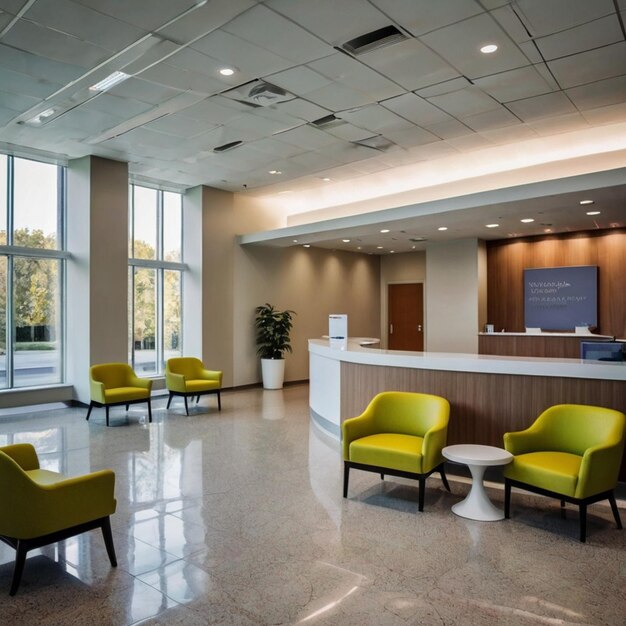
<box><xmin>0</xmin><ymin>384</ymin><xmax>625</xmax><ymax>625</ymax></box>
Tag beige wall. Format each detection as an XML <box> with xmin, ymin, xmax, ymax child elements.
<box><xmin>425</xmin><ymin>238</ymin><xmax>487</xmax><ymax>353</ymax></box>
<box><xmin>379</xmin><ymin>252</ymin><xmax>426</xmax><ymax>349</ymax></box>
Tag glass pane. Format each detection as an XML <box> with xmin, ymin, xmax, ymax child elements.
<box><xmin>13</xmin><ymin>157</ymin><xmax>59</xmax><ymax>249</ymax></box>
<box><xmin>13</xmin><ymin>257</ymin><xmax>61</xmax><ymax>387</ymax></box>
<box><xmin>133</xmin><ymin>186</ymin><xmax>157</xmax><ymax>260</ymax></box>
<box><xmin>0</xmin><ymin>154</ymin><xmax>7</xmax><ymax>245</ymax></box>
<box><xmin>133</xmin><ymin>267</ymin><xmax>157</xmax><ymax>376</ymax></box>
<box><xmin>163</xmin><ymin>191</ymin><xmax>182</xmax><ymax>262</ymax></box>
<box><xmin>0</xmin><ymin>256</ymin><xmax>6</xmax><ymax>389</ymax></box>
<box><xmin>164</xmin><ymin>270</ymin><xmax>181</xmax><ymax>367</ymax></box>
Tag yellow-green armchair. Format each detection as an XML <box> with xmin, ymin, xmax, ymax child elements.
<box><xmin>166</xmin><ymin>357</ymin><xmax>223</xmax><ymax>415</ymax></box>
<box><xmin>87</xmin><ymin>363</ymin><xmax>152</xmax><ymax>427</ymax></box>
<box><xmin>342</xmin><ymin>391</ymin><xmax>451</xmax><ymax>512</ymax></box>
<box><xmin>0</xmin><ymin>443</ymin><xmax>117</xmax><ymax>595</ymax></box>
<box><xmin>504</xmin><ymin>404</ymin><xmax>625</xmax><ymax>542</ymax></box>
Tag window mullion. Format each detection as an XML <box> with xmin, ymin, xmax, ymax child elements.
<box><xmin>6</xmin><ymin>254</ymin><xmax>13</xmax><ymax>388</ymax></box>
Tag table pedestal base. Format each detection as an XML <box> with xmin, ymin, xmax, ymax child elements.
<box><xmin>452</xmin><ymin>464</ymin><xmax>504</xmax><ymax>522</ymax></box>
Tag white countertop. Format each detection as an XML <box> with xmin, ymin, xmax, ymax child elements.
<box><xmin>309</xmin><ymin>338</ymin><xmax>626</xmax><ymax>381</ymax></box>
<box><xmin>478</xmin><ymin>332</ymin><xmax>614</xmax><ymax>338</ymax></box>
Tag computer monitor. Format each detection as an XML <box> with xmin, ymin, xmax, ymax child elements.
<box><xmin>580</xmin><ymin>342</ymin><xmax>625</xmax><ymax>362</ymax></box>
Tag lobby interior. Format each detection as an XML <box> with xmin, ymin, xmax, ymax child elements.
<box><xmin>1</xmin><ymin>1</ymin><xmax>626</xmax><ymax>624</ymax></box>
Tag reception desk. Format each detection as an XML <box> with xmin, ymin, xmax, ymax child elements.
<box><xmin>309</xmin><ymin>338</ymin><xmax>626</xmax><ymax>478</ymax></box>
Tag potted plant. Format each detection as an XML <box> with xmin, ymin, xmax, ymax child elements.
<box><xmin>255</xmin><ymin>303</ymin><xmax>295</xmax><ymax>389</ymax></box>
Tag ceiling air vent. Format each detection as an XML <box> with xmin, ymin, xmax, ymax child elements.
<box><xmin>310</xmin><ymin>114</ymin><xmax>346</xmax><ymax>129</ymax></box>
<box><xmin>221</xmin><ymin>80</ymin><xmax>296</xmax><ymax>107</ymax></box>
<box><xmin>352</xmin><ymin>135</ymin><xmax>396</xmax><ymax>152</ymax></box>
<box><xmin>341</xmin><ymin>25</ymin><xmax>408</xmax><ymax>56</ymax></box>
<box><xmin>214</xmin><ymin>140</ymin><xmax>242</xmax><ymax>153</ymax></box>
<box><xmin>409</xmin><ymin>236</ymin><xmax>428</xmax><ymax>242</ymax></box>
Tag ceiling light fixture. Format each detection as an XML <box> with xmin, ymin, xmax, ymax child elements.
<box><xmin>322</xmin><ymin>177</ymin><xmax>332</xmax><ymax>182</ymax></box>
<box><xmin>437</xmin><ymin>226</ymin><xmax>448</xmax><ymax>231</ymax></box>
<box><xmin>380</xmin><ymin>229</ymin><xmax>390</xmax><ymax>233</ymax></box>
<box><xmin>27</xmin><ymin>108</ymin><xmax>56</xmax><ymax>125</ymax></box>
<box><xmin>480</xmin><ymin>44</ymin><xmax>498</xmax><ymax>54</ymax></box>
<box><xmin>268</xmin><ymin>170</ymin><xmax>282</xmax><ymax>175</ymax></box>
<box><xmin>303</xmin><ymin>244</ymin><xmax>310</xmax><ymax>248</ymax></box>
<box><xmin>376</xmin><ymin>246</ymin><xmax>383</xmax><ymax>249</ymax></box>
<box><xmin>579</xmin><ymin>200</ymin><xmax>594</xmax><ymax>205</ymax></box>
<box><xmin>342</xmin><ymin>239</ymin><xmax>351</xmax><ymax>243</ymax></box>
<box><xmin>293</xmin><ymin>239</ymin><xmax>298</xmax><ymax>243</ymax></box>
<box><xmin>486</xmin><ymin>223</ymin><xmax>499</xmax><ymax>228</ymax></box>
<box><xmin>219</xmin><ymin>68</ymin><xmax>235</xmax><ymax>76</ymax></box>
<box><xmin>586</xmin><ymin>210</ymin><xmax>601</xmax><ymax>216</ymax></box>
<box><xmin>390</xmin><ymin>250</ymin><xmax>395</xmax><ymax>254</ymax></box>
<box><xmin>520</xmin><ymin>218</ymin><xmax>535</xmax><ymax>223</ymax></box>
<box><xmin>89</xmin><ymin>71</ymin><xmax>130</xmax><ymax>92</ymax></box>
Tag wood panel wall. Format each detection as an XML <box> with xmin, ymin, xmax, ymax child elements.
<box><xmin>487</xmin><ymin>229</ymin><xmax>626</xmax><ymax>338</ymax></box>
<box><xmin>478</xmin><ymin>335</ymin><xmax>607</xmax><ymax>358</ymax></box>
<box><xmin>340</xmin><ymin>362</ymin><xmax>626</xmax><ymax>479</ymax></box>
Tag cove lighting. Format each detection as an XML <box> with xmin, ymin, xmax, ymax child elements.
<box><xmin>219</xmin><ymin>68</ymin><xmax>235</xmax><ymax>76</ymax></box>
<box><xmin>520</xmin><ymin>218</ymin><xmax>535</xmax><ymax>223</ymax></box>
<box><xmin>89</xmin><ymin>71</ymin><xmax>130</xmax><ymax>92</ymax></box>
<box><xmin>480</xmin><ymin>44</ymin><xmax>498</xmax><ymax>54</ymax></box>
<box><xmin>579</xmin><ymin>199</ymin><xmax>594</xmax><ymax>205</ymax></box>
<box><xmin>486</xmin><ymin>223</ymin><xmax>499</xmax><ymax>228</ymax></box>
<box><xmin>586</xmin><ymin>211</ymin><xmax>601</xmax><ymax>216</ymax></box>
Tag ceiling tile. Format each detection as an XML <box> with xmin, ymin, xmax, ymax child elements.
<box><xmin>266</xmin><ymin>0</ymin><xmax>389</xmax><ymax>46</ymax></box>
<box><xmin>526</xmin><ymin>112</ymin><xmax>590</xmax><ymax>136</ymax></box>
<box><xmin>144</xmin><ymin>112</ymin><xmax>216</xmax><ymax>138</ymax></box>
<box><xmin>384</xmin><ymin>126</ymin><xmax>439</xmax><ymax>148</ymax></box>
<box><xmin>420</xmin><ymin>13</ymin><xmax>531</xmax><ymax>79</ymax></box>
<box><xmin>581</xmin><ymin>101</ymin><xmax>626</xmax><ymax>126</ymax></box>
<box><xmin>535</xmin><ymin>15</ymin><xmax>623</xmax><ymax>61</ymax></box>
<box><xmin>289</xmin><ymin>150</ymin><xmax>343</xmax><ymax>170</ymax></box>
<box><xmin>308</xmin><ymin>53</ymin><xmax>404</xmax><ymax>101</ymax></box>
<box><xmin>304</xmin><ymin>83</ymin><xmax>375</xmax><ymax>112</ymax></box>
<box><xmin>1</xmin><ymin>18</ymin><xmax>111</xmax><ymax>68</ymax></box>
<box><xmin>0</xmin><ymin>1</ymin><xmax>29</xmax><ymax>13</ymax></box>
<box><xmin>191</xmin><ymin>29</ymin><xmax>292</xmax><ymax>77</ymax></box>
<box><xmin>0</xmin><ymin>88</ymin><xmax>39</xmax><ymax>112</ymax></box>
<box><xmin>490</xmin><ymin>5</ymin><xmax>533</xmax><ymax>43</ymax></box>
<box><xmin>0</xmin><ymin>43</ymin><xmax>83</xmax><ymax>85</ymax></box>
<box><xmin>273</xmin><ymin>99</ymin><xmax>331</xmax><ymax>123</ymax></box>
<box><xmin>337</xmin><ymin>104</ymin><xmax>414</xmax><ymax>133</ymax></box>
<box><xmin>358</xmin><ymin>38</ymin><xmax>459</xmax><ymax>91</ymax></box>
<box><xmin>137</xmin><ymin>63</ymin><xmax>225</xmax><ymax>95</ymax></box>
<box><xmin>473</xmin><ymin>66</ymin><xmax>555</xmax><ymax>103</ymax></box>
<box><xmin>80</xmin><ymin>94</ymin><xmax>154</xmax><ymax>119</ymax></box>
<box><xmin>445</xmin><ymin>133</ymin><xmax>494</xmax><ymax>151</ymax></box>
<box><xmin>225</xmin><ymin>111</ymin><xmax>301</xmax><ymax>138</ymax></box>
<box><xmin>0</xmin><ymin>105</ymin><xmax>22</xmax><ymax>125</ymax></box>
<box><xmin>381</xmin><ymin>92</ymin><xmax>453</xmax><ymax>126</ymax></box>
<box><xmin>424</xmin><ymin>117</ymin><xmax>473</xmax><ymax>139</ymax></box>
<box><xmin>0</xmin><ymin>66</ymin><xmax>61</xmax><ymax>99</ymax></box>
<box><xmin>477</xmin><ymin>124</ymin><xmax>539</xmax><ymax>144</ymax></box>
<box><xmin>506</xmin><ymin>91</ymin><xmax>577</xmax><ymax>122</ymax></box>
<box><xmin>322</xmin><ymin>122</ymin><xmax>373</xmax><ymax>142</ymax></box>
<box><xmin>107</xmin><ymin>77</ymin><xmax>182</xmax><ymax>106</ymax></box>
<box><xmin>24</xmin><ymin>0</ymin><xmax>145</xmax><ymax>52</ymax></box>
<box><xmin>266</xmin><ymin>66</ymin><xmax>332</xmax><ymax>97</ymax></box>
<box><xmin>547</xmin><ymin>42</ymin><xmax>626</xmax><ymax>89</ymax></box>
<box><xmin>415</xmin><ymin>77</ymin><xmax>472</xmax><ymax>98</ymax></box>
<box><xmin>462</xmin><ymin>106</ymin><xmax>520</xmax><ymax>132</ymax></box>
<box><xmin>370</xmin><ymin>0</ymin><xmax>484</xmax><ymax>36</ymax></box>
<box><xmin>425</xmin><ymin>86</ymin><xmax>500</xmax><ymax>118</ymax></box>
<box><xmin>178</xmin><ymin>98</ymin><xmax>245</xmax><ymax>126</ymax></box>
<box><xmin>222</xmin><ymin>4</ymin><xmax>333</xmax><ymax>65</ymax></box>
<box><xmin>247</xmin><ymin>137</ymin><xmax>305</xmax><ymax>159</ymax></box>
<box><xmin>566</xmin><ymin>75</ymin><xmax>626</xmax><ymax>111</ymax></box>
<box><xmin>275</xmin><ymin>125</ymin><xmax>340</xmax><ymax>150</ymax></box>
<box><xmin>514</xmin><ymin>0</ymin><xmax>616</xmax><ymax>37</ymax></box>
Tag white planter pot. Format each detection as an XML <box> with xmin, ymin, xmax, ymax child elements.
<box><xmin>261</xmin><ymin>358</ymin><xmax>285</xmax><ymax>390</ymax></box>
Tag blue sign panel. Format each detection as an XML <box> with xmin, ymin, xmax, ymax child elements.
<box><xmin>524</xmin><ymin>266</ymin><xmax>597</xmax><ymax>331</ymax></box>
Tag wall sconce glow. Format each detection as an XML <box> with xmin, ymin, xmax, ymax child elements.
<box><xmin>579</xmin><ymin>199</ymin><xmax>594</xmax><ymax>205</ymax></box>
<box><xmin>380</xmin><ymin>229</ymin><xmax>390</xmax><ymax>233</ymax></box>
<box><xmin>520</xmin><ymin>218</ymin><xmax>535</xmax><ymax>223</ymax></box>
<box><xmin>486</xmin><ymin>223</ymin><xmax>499</xmax><ymax>228</ymax></box>
<box><xmin>437</xmin><ymin>226</ymin><xmax>448</xmax><ymax>231</ymax></box>
<box><xmin>480</xmin><ymin>44</ymin><xmax>498</xmax><ymax>54</ymax></box>
<box><xmin>586</xmin><ymin>211</ymin><xmax>601</xmax><ymax>215</ymax></box>
<box><xmin>219</xmin><ymin>68</ymin><xmax>235</xmax><ymax>76</ymax></box>
<box><xmin>89</xmin><ymin>71</ymin><xmax>130</xmax><ymax>92</ymax></box>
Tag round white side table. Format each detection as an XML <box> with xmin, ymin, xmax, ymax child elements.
<box><xmin>442</xmin><ymin>444</ymin><xmax>513</xmax><ymax>521</ymax></box>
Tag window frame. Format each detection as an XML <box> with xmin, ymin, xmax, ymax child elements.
<box><xmin>128</xmin><ymin>184</ymin><xmax>185</xmax><ymax>377</ymax></box>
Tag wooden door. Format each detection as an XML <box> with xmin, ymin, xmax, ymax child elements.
<box><xmin>388</xmin><ymin>283</ymin><xmax>424</xmax><ymax>351</ymax></box>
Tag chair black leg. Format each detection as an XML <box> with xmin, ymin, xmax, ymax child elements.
<box><xmin>418</xmin><ymin>476</ymin><xmax>425</xmax><ymax>512</ymax></box>
<box><xmin>105</xmin><ymin>406</ymin><xmax>110</xmax><ymax>427</ymax></box>
<box><xmin>196</xmin><ymin>395</ymin><xmax>200</xmax><ymax>404</ymax></box>
<box><xmin>147</xmin><ymin>400</ymin><xmax>152</xmax><ymax>423</ymax></box>
<box><xmin>579</xmin><ymin>503</ymin><xmax>587</xmax><ymax>543</ymax></box>
<box><xmin>101</xmin><ymin>517</ymin><xmax>117</xmax><ymax>567</ymax></box>
<box><xmin>86</xmin><ymin>402</ymin><xmax>94</xmax><ymax>421</ymax></box>
<box><xmin>183</xmin><ymin>396</ymin><xmax>189</xmax><ymax>416</ymax></box>
<box><xmin>439</xmin><ymin>463</ymin><xmax>451</xmax><ymax>492</ymax></box>
<box><xmin>9</xmin><ymin>540</ymin><xmax>27</xmax><ymax>596</ymax></box>
<box><xmin>166</xmin><ymin>393</ymin><xmax>173</xmax><ymax>409</ymax></box>
<box><xmin>217</xmin><ymin>391</ymin><xmax>221</xmax><ymax>411</ymax></box>
<box><xmin>608</xmin><ymin>492</ymin><xmax>622</xmax><ymax>529</ymax></box>
<box><xmin>560</xmin><ymin>499</ymin><xmax>566</xmax><ymax>519</ymax></box>
<box><xmin>125</xmin><ymin>404</ymin><xmax>129</xmax><ymax>411</ymax></box>
<box><xmin>380</xmin><ymin>473</ymin><xmax>384</xmax><ymax>480</ymax></box>
<box><xmin>504</xmin><ymin>479</ymin><xmax>511</xmax><ymax>519</ymax></box>
<box><xmin>343</xmin><ymin>462</ymin><xmax>350</xmax><ymax>498</ymax></box>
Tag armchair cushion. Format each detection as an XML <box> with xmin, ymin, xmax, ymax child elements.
<box><xmin>166</xmin><ymin>357</ymin><xmax>222</xmax><ymax>394</ymax></box>
<box><xmin>349</xmin><ymin>434</ymin><xmax>424</xmax><ymax>474</ymax></box>
<box><xmin>104</xmin><ymin>386</ymin><xmax>151</xmax><ymax>403</ymax></box>
<box><xmin>90</xmin><ymin>363</ymin><xmax>152</xmax><ymax>405</ymax></box>
<box><xmin>507</xmin><ymin>451</ymin><xmax>581</xmax><ymax>497</ymax></box>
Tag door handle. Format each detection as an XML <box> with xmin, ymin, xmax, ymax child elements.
<box><xmin>389</xmin><ymin>324</ymin><xmax>393</xmax><ymax>334</ymax></box>
<box><xmin>418</xmin><ymin>324</ymin><xmax>422</xmax><ymax>332</ymax></box>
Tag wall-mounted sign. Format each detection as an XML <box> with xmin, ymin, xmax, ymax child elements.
<box><xmin>329</xmin><ymin>314</ymin><xmax>348</xmax><ymax>349</ymax></box>
<box><xmin>524</xmin><ymin>266</ymin><xmax>597</xmax><ymax>331</ymax></box>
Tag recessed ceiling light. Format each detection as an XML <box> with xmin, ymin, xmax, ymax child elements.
<box><xmin>303</xmin><ymin>244</ymin><xmax>310</xmax><ymax>248</ymax></box>
<box><xmin>322</xmin><ymin>177</ymin><xmax>332</xmax><ymax>182</ymax></box>
<box><xmin>480</xmin><ymin>44</ymin><xmax>498</xmax><ymax>54</ymax></box>
<box><xmin>544</xmin><ymin>228</ymin><xmax>552</xmax><ymax>233</ymax></box>
<box><xmin>579</xmin><ymin>199</ymin><xmax>594</xmax><ymax>205</ymax></box>
<box><xmin>357</xmin><ymin>246</ymin><xmax>362</xmax><ymax>250</ymax></box>
<box><xmin>412</xmin><ymin>245</ymin><xmax>416</xmax><ymax>249</ymax></box>
<box><xmin>586</xmin><ymin>210</ymin><xmax>601</xmax><ymax>216</ymax></box>
<box><xmin>380</xmin><ymin>229</ymin><xmax>390</xmax><ymax>233</ymax></box>
<box><xmin>486</xmin><ymin>223</ymin><xmax>499</xmax><ymax>228</ymax></box>
<box><xmin>27</xmin><ymin>108</ymin><xmax>56</xmax><ymax>124</ymax></box>
<box><xmin>89</xmin><ymin>71</ymin><xmax>130</xmax><ymax>92</ymax></box>
<box><xmin>520</xmin><ymin>218</ymin><xmax>535</xmax><ymax>223</ymax></box>
<box><xmin>268</xmin><ymin>170</ymin><xmax>282</xmax><ymax>175</ymax></box>
<box><xmin>293</xmin><ymin>239</ymin><xmax>298</xmax><ymax>243</ymax></box>
<box><xmin>390</xmin><ymin>250</ymin><xmax>395</xmax><ymax>254</ymax></box>
<box><xmin>342</xmin><ymin>239</ymin><xmax>351</xmax><ymax>243</ymax></box>
<box><xmin>219</xmin><ymin>68</ymin><xmax>235</xmax><ymax>76</ymax></box>
<box><xmin>376</xmin><ymin>246</ymin><xmax>384</xmax><ymax>249</ymax></box>
<box><xmin>437</xmin><ymin>226</ymin><xmax>448</xmax><ymax>231</ymax></box>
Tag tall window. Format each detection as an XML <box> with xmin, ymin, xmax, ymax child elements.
<box><xmin>0</xmin><ymin>154</ymin><xmax>66</xmax><ymax>389</ymax></box>
<box><xmin>129</xmin><ymin>184</ymin><xmax>183</xmax><ymax>376</ymax></box>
